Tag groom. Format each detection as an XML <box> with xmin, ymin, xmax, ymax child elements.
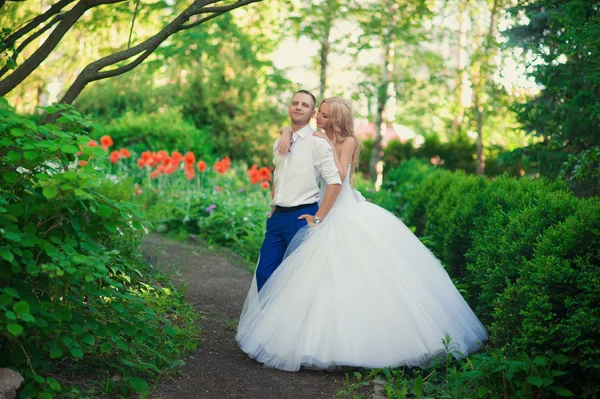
<box><xmin>255</xmin><ymin>90</ymin><xmax>342</xmax><ymax>292</ymax></box>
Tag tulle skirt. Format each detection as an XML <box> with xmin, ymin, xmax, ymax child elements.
<box><xmin>236</xmin><ymin>200</ymin><xmax>488</xmax><ymax>372</ymax></box>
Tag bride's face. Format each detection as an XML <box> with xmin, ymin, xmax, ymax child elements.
<box><xmin>316</xmin><ymin>102</ymin><xmax>331</xmax><ymax>130</ymax></box>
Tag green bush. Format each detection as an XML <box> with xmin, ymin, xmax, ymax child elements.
<box><xmin>102</xmin><ymin>108</ymin><xmax>214</xmax><ymax>157</ymax></box>
<box><xmin>377</xmin><ymin>159</ymin><xmax>600</xmax><ymax>396</ymax></box>
<box><xmin>0</xmin><ymin>100</ymin><xmax>198</xmax><ymax>397</ymax></box>
<box><xmin>466</xmin><ymin>191</ymin><xmax>578</xmax><ymax>323</ymax></box>
<box><xmin>492</xmin><ymin>199</ymin><xmax>600</xmax><ymax>395</ymax></box>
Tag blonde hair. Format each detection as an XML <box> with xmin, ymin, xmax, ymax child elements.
<box><xmin>319</xmin><ymin>97</ymin><xmax>362</xmax><ymax>182</ymax></box>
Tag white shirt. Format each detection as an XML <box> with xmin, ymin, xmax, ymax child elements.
<box><xmin>271</xmin><ymin>124</ymin><xmax>342</xmax><ymax>207</ymax></box>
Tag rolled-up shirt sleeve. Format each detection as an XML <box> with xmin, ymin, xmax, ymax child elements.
<box><xmin>314</xmin><ymin>140</ymin><xmax>342</xmax><ymax>185</ymax></box>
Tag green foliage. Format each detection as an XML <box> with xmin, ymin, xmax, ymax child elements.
<box><xmin>378</xmin><ymin>341</ymin><xmax>574</xmax><ymax>399</ymax></box>
<box><xmin>135</xmin><ymin>165</ymin><xmax>271</xmax><ymax>267</ymax></box>
<box><xmin>492</xmin><ymin>199</ymin><xmax>600</xmax><ymax>395</ymax></box>
<box><xmin>0</xmin><ymin>100</ymin><xmax>198</xmax><ymax>397</ymax></box>
<box><xmin>103</xmin><ymin>108</ymin><xmax>214</xmax><ymax>156</ymax></box>
<box><xmin>378</xmin><ymin>159</ymin><xmax>600</xmax><ymax>396</ymax></box>
<box><xmin>504</xmin><ymin>0</ymin><xmax>600</xmax><ymax>195</ymax></box>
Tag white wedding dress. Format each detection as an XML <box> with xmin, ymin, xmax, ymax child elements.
<box><xmin>236</xmin><ymin>166</ymin><xmax>488</xmax><ymax>372</ymax></box>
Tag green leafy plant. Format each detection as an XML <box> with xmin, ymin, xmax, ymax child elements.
<box><xmin>0</xmin><ymin>99</ymin><xmax>198</xmax><ymax>397</ymax></box>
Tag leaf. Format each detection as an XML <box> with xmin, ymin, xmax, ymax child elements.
<box><xmin>71</xmin><ymin>323</ymin><xmax>84</xmax><ymax>334</ymax></box>
<box><xmin>7</xmin><ymin>150</ymin><xmax>22</xmax><ymax>161</ymax></box>
<box><xmin>1</xmin><ymin>249</ymin><xmax>14</xmax><ymax>262</ymax></box>
<box><xmin>527</xmin><ymin>375</ymin><xmax>543</xmax><ymax>388</ymax></box>
<box><xmin>70</xmin><ymin>347</ymin><xmax>83</xmax><ymax>359</ymax></box>
<box><xmin>551</xmin><ymin>387</ymin><xmax>575</xmax><ymax>397</ymax></box>
<box><xmin>10</xmin><ymin>128</ymin><xmax>24</xmax><ymax>137</ymax></box>
<box><xmin>82</xmin><ymin>333</ymin><xmax>95</xmax><ymax>346</ymax></box>
<box><xmin>42</xmin><ymin>186</ymin><xmax>58</xmax><ymax>200</ymax></box>
<box><xmin>21</xmin><ymin>313</ymin><xmax>35</xmax><ymax>322</ymax></box>
<box><xmin>24</xmin><ymin>151</ymin><xmax>38</xmax><ymax>160</ymax></box>
<box><xmin>49</xmin><ymin>348</ymin><xmax>63</xmax><ymax>359</ymax></box>
<box><xmin>3</xmin><ymin>172</ymin><xmax>18</xmax><ymax>183</ymax></box>
<box><xmin>98</xmin><ymin>205</ymin><xmax>113</xmax><ymax>217</ymax></box>
<box><xmin>129</xmin><ymin>377</ymin><xmax>149</xmax><ymax>393</ymax></box>
<box><xmin>477</xmin><ymin>387</ymin><xmax>489</xmax><ymax>398</ymax></box>
<box><xmin>111</xmin><ymin>302</ymin><xmax>124</xmax><ymax>313</ymax></box>
<box><xmin>62</xmin><ymin>171</ymin><xmax>77</xmax><ymax>181</ymax></box>
<box><xmin>37</xmin><ymin>392</ymin><xmax>53</xmax><ymax>399</ymax></box>
<box><xmin>45</xmin><ymin>106</ymin><xmax>60</xmax><ymax>114</ymax></box>
<box><xmin>164</xmin><ymin>325</ymin><xmax>177</xmax><ymax>337</ymax></box>
<box><xmin>7</xmin><ymin>323</ymin><xmax>24</xmax><ymax>336</ymax></box>
<box><xmin>60</xmin><ymin>144</ymin><xmax>80</xmax><ymax>154</ymax></box>
<box><xmin>13</xmin><ymin>300</ymin><xmax>30</xmax><ymax>315</ymax></box>
<box><xmin>103</xmin><ymin>220</ymin><xmax>117</xmax><ymax>233</ymax></box>
<box><xmin>100</xmin><ymin>342</ymin><xmax>112</xmax><ymax>353</ymax></box>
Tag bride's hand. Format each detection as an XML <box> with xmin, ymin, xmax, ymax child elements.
<box><xmin>312</xmin><ymin>130</ymin><xmax>331</xmax><ymax>144</ymax></box>
<box><xmin>277</xmin><ymin>126</ymin><xmax>292</xmax><ymax>155</ymax></box>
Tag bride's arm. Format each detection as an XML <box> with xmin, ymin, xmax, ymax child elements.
<box><xmin>276</xmin><ymin>126</ymin><xmax>292</xmax><ymax>155</ymax></box>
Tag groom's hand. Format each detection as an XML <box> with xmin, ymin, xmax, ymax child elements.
<box><xmin>298</xmin><ymin>214</ymin><xmax>315</xmax><ymax>224</ymax></box>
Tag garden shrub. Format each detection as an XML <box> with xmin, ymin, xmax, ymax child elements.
<box><xmin>0</xmin><ymin>100</ymin><xmax>198</xmax><ymax>397</ymax></box>
<box><xmin>492</xmin><ymin>199</ymin><xmax>600</xmax><ymax>396</ymax></box>
<box><xmin>103</xmin><ymin>108</ymin><xmax>214</xmax><ymax>158</ymax></box>
<box><xmin>378</xmin><ymin>159</ymin><xmax>600</xmax><ymax>396</ymax></box>
<box><xmin>466</xmin><ymin>190</ymin><xmax>578</xmax><ymax>322</ymax></box>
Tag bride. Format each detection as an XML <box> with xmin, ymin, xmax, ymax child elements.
<box><xmin>235</xmin><ymin>96</ymin><xmax>488</xmax><ymax>372</ymax></box>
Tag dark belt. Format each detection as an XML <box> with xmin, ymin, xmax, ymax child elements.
<box><xmin>275</xmin><ymin>202</ymin><xmax>318</xmax><ymax>213</ymax></box>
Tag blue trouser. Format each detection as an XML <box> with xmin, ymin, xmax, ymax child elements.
<box><xmin>256</xmin><ymin>203</ymin><xmax>318</xmax><ymax>292</ymax></box>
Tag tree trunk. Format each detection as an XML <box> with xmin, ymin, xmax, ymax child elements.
<box><xmin>471</xmin><ymin>0</ymin><xmax>500</xmax><ymax>176</ymax></box>
<box><xmin>474</xmin><ymin>89</ymin><xmax>485</xmax><ymax>175</ymax></box>
<box><xmin>318</xmin><ymin>24</ymin><xmax>331</xmax><ymax>100</ymax></box>
<box><xmin>451</xmin><ymin>0</ymin><xmax>468</xmax><ymax>134</ymax></box>
<box><xmin>368</xmin><ymin>39</ymin><xmax>391</xmax><ymax>182</ymax></box>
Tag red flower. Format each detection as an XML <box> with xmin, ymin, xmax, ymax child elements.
<box><xmin>155</xmin><ymin>150</ymin><xmax>169</xmax><ymax>162</ymax></box>
<box><xmin>260</xmin><ymin>181</ymin><xmax>270</xmax><ymax>190</ymax></box>
<box><xmin>137</xmin><ymin>158</ymin><xmax>146</xmax><ymax>168</ymax></box>
<box><xmin>88</xmin><ymin>140</ymin><xmax>98</xmax><ymax>147</ymax></box>
<box><xmin>109</xmin><ymin>150</ymin><xmax>121</xmax><ymax>164</ymax></box>
<box><xmin>222</xmin><ymin>156</ymin><xmax>231</xmax><ymax>169</ymax></box>
<box><xmin>258</xmin><ymin>167</ymin><xmax>272</xmax><ymax>181</ymax></box>
<box><xmin>247</xmin><ymin>164</ymin><xmax>258</xmax><ymax>177</ymax></box>
<box><xmin>79</xmin><ymin>160</ymin><xmax>89</xmax><ymax>167</ymax></box>
<box><xmin>100</xmin><ymin>135</ymin><xmax>113</xmax><ymax>148</ymax></box>
<box><xmin>197</xmin><ymin>160</ymin><xmax>207</xmax><ymax>172</ymax></box>
<box><xmin>171</xmin><ymin>151</ymin><xmax>183</xmax><ymax>162</ymax></box>
<box><xmin>213</xmin><ymin>160</ymin><xmax>226</xmax><ymax>175</ymax></box>
<box><xmin>150</xmin><ymin>169</ymin><xmax>160</xmax><ymax>179</ymax></box>
<box><xmin>134</xmin><ymin>188</ymin><xmax>143</xmax><ymax>196</ymax></box>
<box><xmin>119</xmin><ymin>148</ymin><xmax>131</xmax><ymax>158</ymax></box>
<box><xmin>184</xmin><ymin>164</ymin><xmax>195</xmax><ymax>180</ymax></box>
<box><xmin>183</xmin><ymin>151</ymin><xmax>195</xmax><ymax>165</ymax></box>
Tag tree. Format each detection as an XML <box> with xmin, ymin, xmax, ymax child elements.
<box><xmin>0</xmin><ymin>0</ymin><xmax>263</xmax><ymax>109</ymax></box>
<box><xmin>288</xmin><ymin>0</ymin><xmax>351</xmax><ymax>99</ymax></box>
<box><xmin>504</xmin><ymin>0</ymin><xmax>600</xmax><ymax>195</ymax></box>
<box><xmin>469</xmin><ymin>0</ymin><xmax>506</xmax><ymax>175</ymax></box>
<box><xmin>354</xmin><ymin>0</ymin><xmax>432</xmax><ymax>181</ymax></box>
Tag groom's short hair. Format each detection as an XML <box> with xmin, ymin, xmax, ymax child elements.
<box><xmin>293</xmin><ymin>90</ymin><xmax>317</xmax><ymax>110</ymax></box>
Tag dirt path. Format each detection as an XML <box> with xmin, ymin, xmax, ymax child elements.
<box><xmin>143</xmin><ymin>234</ymin><xmax>349</xmax><ymax>399</ymax></box>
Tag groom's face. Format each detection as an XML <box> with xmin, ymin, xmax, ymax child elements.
<box><xmin>288</xmin><ymin>93</ymin><xmax>316</xmax><ymax>125</ymax></box>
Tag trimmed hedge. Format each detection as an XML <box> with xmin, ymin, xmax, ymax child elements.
<box><xmin>380</xmin><ymin>159</ymin><xmax>600</xmax><ymax>397</ymax></box>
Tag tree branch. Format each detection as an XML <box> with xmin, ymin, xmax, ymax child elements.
<box><xmin>3</xmin><ymin>0</ymin><xmax>76</xmax><ymax>49</ymax></box>
<box><xmin>47</xmin><ymin>0</ymin><xmax>263</xmax><ymax>115</ymax></box>
<box><xmin>0</xmin><ymin>14</ymin><xmax>65</xmax><ymax>79</ymax></box>
<box><xmin>0</xmin><ymin>0</ymin><xmax>128</xmax><ymax>97</ymax></box>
